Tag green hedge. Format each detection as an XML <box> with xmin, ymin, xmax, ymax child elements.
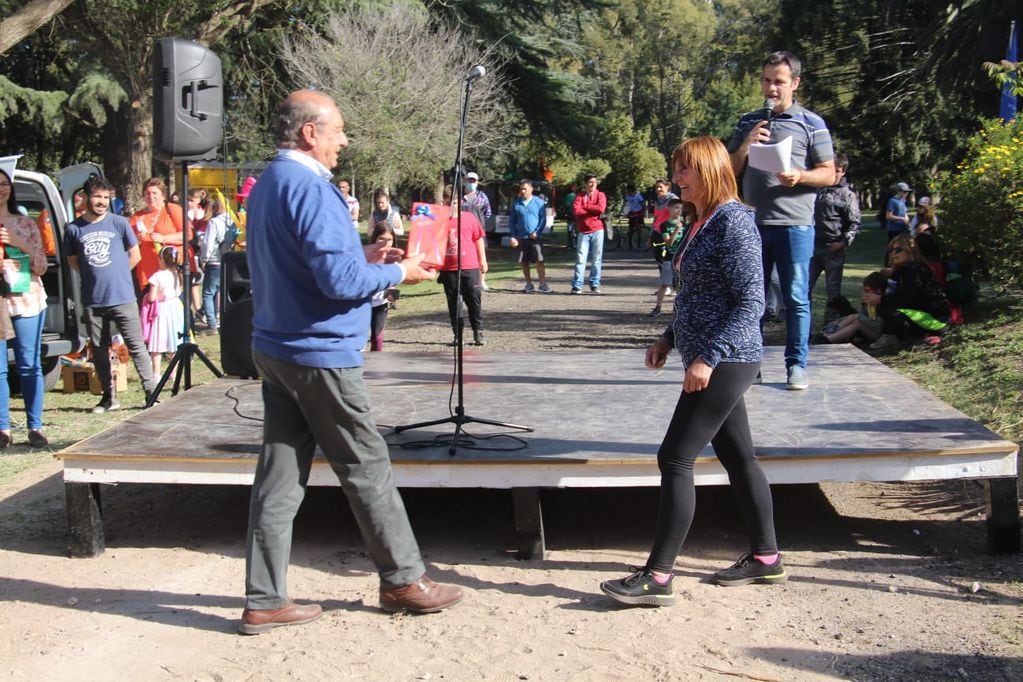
<box><xmin>935</xmin><ymin>117</ymin><xmax>1023</xmax><ymax>289</ymax></box>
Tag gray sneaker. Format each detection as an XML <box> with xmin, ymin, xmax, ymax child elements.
<box><xmin>538</xmin><ymin>282</ymin><xmax>552</xmax><ymax>293</ymax></box>
<box><xmin>92</xmin><ymin>396</ymin><xmax>121</xmax><ymax>414</ymax></box>
<box><xmin>523</xmin><ymin>282</ymin><xmax>535</xmax><ymax>293</ymax></box>
<box><xmin>786</xmin><ymin>366</ymin><xmax>808</xmax><ymax>391</ymax></box>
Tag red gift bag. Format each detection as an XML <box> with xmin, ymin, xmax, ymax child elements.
<box><xmin>406</xmin><ymin>203</ymin><xmax>450</xmax><ymax>269</ymax></box>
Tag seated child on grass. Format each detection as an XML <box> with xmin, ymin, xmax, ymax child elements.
<box><xmin>819</xmin><ymin>271</ymin><xmax>887</xmax><ymax>345</ymax></box>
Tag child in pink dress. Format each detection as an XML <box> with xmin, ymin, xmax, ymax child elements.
<box><xmin>141</xmin><ymin>246</ymin><xmax>184</xmax><ymax>377</ymax></box>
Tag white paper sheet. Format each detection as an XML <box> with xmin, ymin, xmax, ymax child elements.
<box><xmin>748</xmin><ymin>137</ymin><xmax>792</xmax><ymax>173</ymax></box>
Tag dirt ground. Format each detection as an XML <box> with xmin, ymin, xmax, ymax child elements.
<box><xmin>2</xmin><ymin>247</ymin><xmax>1021</xmax><ymax>681</ymax></box>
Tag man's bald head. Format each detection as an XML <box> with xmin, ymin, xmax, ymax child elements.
<box><xmin>274</xmin><ymin>90</ymin><xmax>337</xmax><ymax>149</ymax></box>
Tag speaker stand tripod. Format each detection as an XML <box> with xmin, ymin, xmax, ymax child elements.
<box><xmin>145</xmin><ymin>160</ymin><xmax>222</xmax><ymax>408</ymax></box>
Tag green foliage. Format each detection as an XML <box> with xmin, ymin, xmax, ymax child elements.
<box><xmin>984</xmin><ymin>60</ymin><xmax>1023</xmax><ymax>98</ymax></box>
<box><xmin>66</xmin><ymin>71</ymin><xmax>127</xmax><ymax>128</ymax></box>
<box><xmin>597</xmin><ymin>115</ymin><xmax>664</xmax><ymax>198</ymax></box>
<box><xmin>0</xmin><ymin>74</ymin><xmax>67</xmax><ymax>133</ymax></box>
<box><xmin>934</xmin><ymin>117</ymin><xmax>1023</xmax><ymax>288</ymax></box>
<box><xmin>886</xmin><ymin>293</ymin><xmax>1023</xmax><ymax>444</ymax></box>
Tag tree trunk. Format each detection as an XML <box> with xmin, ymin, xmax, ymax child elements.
<box><xmin>0</xmin><ymin>0</ymin><xmax>75</xmax><ymax>55</ymax></box>
<box><xmin>104</xmin><ymin>95</ymin><xmax>152</xmax><ymax>214</ymax></box>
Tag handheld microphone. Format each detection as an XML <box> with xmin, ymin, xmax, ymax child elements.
<box><xmin>466</xmin><ymin>65</ymin><xmax>486</xmax><ymax>82</ymax></box>
<box><xmin>762</xmin><ymin>97</ymin><xmax>778</xmax><ymax>131</ymax></box>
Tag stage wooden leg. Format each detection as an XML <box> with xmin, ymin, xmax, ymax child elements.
<box><xmin>66</xmin><ymin>482</ymin><xmax>105</xmax><ymax>557</ymax></box>
<box><xmin>512</xmin><ymin>488</ymin><xmax>545</xmax><ymax>560</ymax></box>
<box><xmin>984</xmin><ymin>477</ymin><xmax>1020</xmax><ymax>554</ymax></box>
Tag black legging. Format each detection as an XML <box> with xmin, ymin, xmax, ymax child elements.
<box><xmin>646</xmin><ymin>361</ymin><xmax>778</xmax><ymax>572</ymax></box>
<box><xmin>438</xmin><ymin>268</ymin><xmax>483</xmax><ymax>335</ymax></box>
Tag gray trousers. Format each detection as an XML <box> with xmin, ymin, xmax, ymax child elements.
<box><xmin>809</xmin><ymin>244</ymin><xmax>847</xmax><ymax>324</ymax></box>
<box><xmin>84</xmin><ymin>303</ymin><xmax>156</xmax><ymax>396</ymax></box>
<box><xmin>244</xmin><ymin>350</ymin><xmax>425</xmax><ymax>609</ymax></box>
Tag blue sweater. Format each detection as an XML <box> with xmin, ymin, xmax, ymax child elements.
<box><xmin>246</xmin><ymin>156</ymin><xmax>403</xmax><ymax>368</ymax></box>
<box><xmin>663</xmin><ymin>201</ymin><xmax>764</xmax><ymax>368</ymax></box>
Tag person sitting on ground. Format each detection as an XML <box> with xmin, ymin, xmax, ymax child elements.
<box><xmin>649</xmin><ymin>198</ymin><xmax>685</xmax><ymax>317</ymax></box>
<box><xmin>914</xmin><ymin>227</ymin><xmax>965</xmax><ymax>326</ymax></box>
<box><xmin>867</xmin><ymin>234</ymin><xmax>951</xmax><ymax>352</ymax></box>
<box><xmin>817</xmin><ymin>271</ymin><xmax>887</xmax><ymax>346</ymax></box>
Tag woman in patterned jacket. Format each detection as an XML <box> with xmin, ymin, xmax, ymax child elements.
<box><xmin>601</xmin><ymin>136</ymin><xmax>785</xmax><ymax>607</ymax></box>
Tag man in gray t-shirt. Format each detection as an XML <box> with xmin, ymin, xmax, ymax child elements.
<box><xmin>727</xmin><ymin>50</ymin><xmax>836</xmax><ymax>391</ymax></box>
<box><xmin>65</xmin><ymin>177</ymin><xmax>156</xmax><ymax>412</ymax></box>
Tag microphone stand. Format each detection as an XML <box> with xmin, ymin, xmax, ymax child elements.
<box><xmin>393</xmin><ymin>71</ymin><xmax>532</xmax><ymax>456</ymax></box>
<box><xmin>145</xmin><ymin>159</ymin><xmax>223</xmax><ymax>407</ymax></box>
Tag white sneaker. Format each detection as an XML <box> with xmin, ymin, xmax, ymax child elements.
<box><xmin>786</xmin><ymin>366</ymin><xmax>809</xmax><ymax>391</ymax></box>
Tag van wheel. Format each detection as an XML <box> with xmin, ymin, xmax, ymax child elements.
<box><xmin>42</xmin><ymin>358</ymin><xmax>61</xmax><ymax>392</ymax></box>
<box><xmin>7</xmin><ymin>358</ymin><xmax>62</xmax><ymax>396</ymax></box>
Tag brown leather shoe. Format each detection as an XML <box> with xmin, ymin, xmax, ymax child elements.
<box><xmin>379</xmin><ymin>576</ymin><xmax>464</xmax><ymax>614</ymax></box>
<box><xmin>238</xmin><ymin>600</ymin><xmax>322</xmax><ymax>635</ymax></box>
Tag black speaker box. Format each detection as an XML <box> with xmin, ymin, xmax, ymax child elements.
<box><xmin>220</xmin><ymin>251</ymin><xmax>258</xmax><ymax>378</ymax></box>
<box><xmin>153</xmin><ymin>37</ymin><xmax>223</xmax><ymax>160</ymax></box>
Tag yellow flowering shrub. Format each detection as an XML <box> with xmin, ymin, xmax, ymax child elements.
<box><xmin>936</xmin><ymin>117</ymin><xmax>1023</xmax><ymax>288</ymax></box>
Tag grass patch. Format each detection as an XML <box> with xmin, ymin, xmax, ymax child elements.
<box><xmin>841</xmin><ymin>223</ymin><xmax>1023</xmax><ymax>444</ymax></box>
<box><xmin>0</xmin><ymin>333</ymin><xmax>225</xmax><ymax>487</ymax></box>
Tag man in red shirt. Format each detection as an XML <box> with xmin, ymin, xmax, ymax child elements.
<box><xmin>571</xmin><ymin>173</ymin><xmax>607</xmax><ymax>294</ymax></box>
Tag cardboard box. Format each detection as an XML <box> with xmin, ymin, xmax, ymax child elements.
<box><xmin>62</xmin><ymin>364</ymin><xmax>128</xmax><ymax>395</ymax></box>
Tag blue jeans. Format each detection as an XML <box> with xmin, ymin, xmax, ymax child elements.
<box><xmin>760</xmin><ymin>225</ymin><xmax>813</xmax><ymax>369</ymax></box>
<box><xmin>202</xmin><ymin>263</ymin><xmax>221</xmax><ymax>330</ymax></box>
<box><xmin>0</xmin><ymin>312</ymin><xmax>46</xmax><ymax>431</ymax></box>
<box><xmin>572</xmin><ymin>230</ymin><xmax>604</xmax><ymax>289</ymax></box>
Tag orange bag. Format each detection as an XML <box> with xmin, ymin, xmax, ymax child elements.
<box><xmin>406</xmin><ymin>203</ymin><xmax>450</xmax><ymax>269</ymax></box>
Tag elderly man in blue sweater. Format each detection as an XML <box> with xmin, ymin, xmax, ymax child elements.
<box><xmin>238</xmin><ymin>90</ymin><xmax>464</xmax><ymax>635</ymax></box>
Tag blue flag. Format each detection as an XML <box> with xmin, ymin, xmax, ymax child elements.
<box><xmin>1001</xmin><ymin>20</ymin><xmax>1018</xmax><ymax>122</ymax></box>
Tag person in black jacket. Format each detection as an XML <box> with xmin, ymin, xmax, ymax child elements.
<box><xmin>810</xmin><ymin>152</ymin><xmax>860</xmax><ymax>325</ymax></box>
<box><xmin>867</xmin><ymin>233</ymin><xmax>951</xmax><ymax>352</ymax></box>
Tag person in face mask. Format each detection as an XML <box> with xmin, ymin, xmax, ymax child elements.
<box><xmin>461</xmin><ymin>172</ymin><xmax>493</xmax><ymax>289</ymax></box>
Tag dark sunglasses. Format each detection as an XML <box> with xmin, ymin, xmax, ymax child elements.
<box><xmin>889</xmin><ymin>247</ymin><xmax>907</xmax><ymax>254</ymax></box>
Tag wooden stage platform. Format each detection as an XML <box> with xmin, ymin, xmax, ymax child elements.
<box><xmin>58</xmin><ymin>346</ymin><xmax>1020</xmax><ymax>558</ymax></box>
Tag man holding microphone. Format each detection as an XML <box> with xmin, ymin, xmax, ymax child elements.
<box><xmin>728</xmin><ymin>51</ymin><xmax>836</xmax><ymax>390</ymax></box>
